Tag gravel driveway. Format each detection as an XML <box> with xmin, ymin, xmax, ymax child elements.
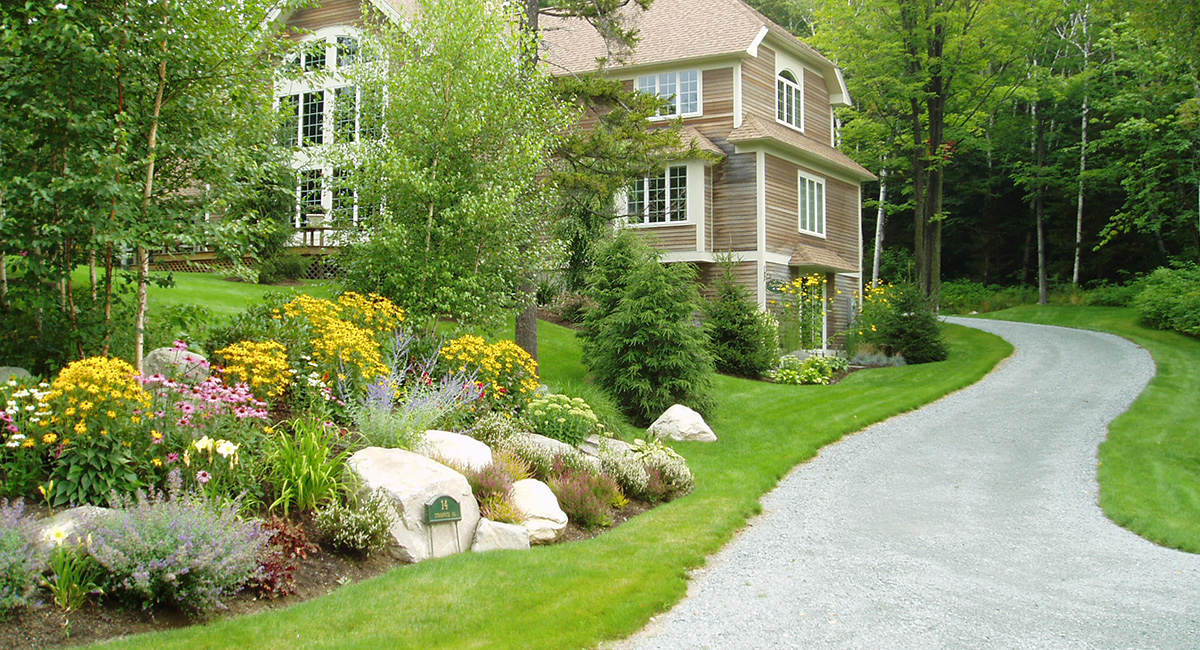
<box><xmin>611</xmin><ymin>317</ymin><xmax>1200</xmax><ymax>650</ymax></box>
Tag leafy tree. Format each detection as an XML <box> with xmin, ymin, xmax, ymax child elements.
<box><xmin>333</xmin><ymin>0</ymin><xmax>573</xmax><ymax>332</ymax></box>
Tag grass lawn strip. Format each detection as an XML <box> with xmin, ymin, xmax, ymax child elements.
<box><xmin>87</xmin><ymin>320</ymin><xmax>1010</xmax><ymax>650</ymax></box>
<box><xmin>977</xmin><ymin>306</ymin><xmax>1200</xmax><ymax>554</ymax></box>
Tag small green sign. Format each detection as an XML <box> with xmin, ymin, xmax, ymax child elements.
<box><xmin>766</xmin><ymin>279</ymin><xmax>787</xmax><ymax>294</ymax></box>
<box><xmin>425</xmin><ymin>495</ymin><xmax>462</xmax><ymax>524</ymax></box>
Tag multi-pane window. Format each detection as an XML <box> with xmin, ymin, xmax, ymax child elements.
<box><xmin>636</xmin><ymin>70</ymin><xmax>700</xmax><ymax>116</ymax></box>
<box><xmin>298</xmin><ymin>169</ymin><xmax>324</xmax><ymax>227</ymax></box>
<box><xmin>301</xmin><ymin>91</ymin><xmax>324</xmax><ymax>146</ymax></box>
<box><xmin>627</xmin><ymin>165</ymin><xmax>688</xmax><ymax>224</ymax></box>
<box><xmin>331</xmin><ymin>168</ymin><xmax>354</xmax><ymax>224</ymax></box>
<box><xmin>798</xmin><ymin>172</ymin><xmax>825</xmax><ymax>236</ymax></box>
<box><xmin>278</xmin><ymin>94</ymin><xmax>299</xmax><ymax>148</ymax></box>
<box><xmin>777</xmin><ymin>70</ymin><xmax>803</xmax><ymax>130</ymax></box>
<box><xmin>334</xmin><ymin>86</ymin><xmax>357</xmax><ymax>143</ymax></box>
<box><xmin>302</xmin><ymin>41</ymin><xmax>326</xmax><ymax>72</ymax></box>
<box><xmin>336</xmin><ymin>36</ymin><xmax>358</xmax><ymax>68</ymax></box>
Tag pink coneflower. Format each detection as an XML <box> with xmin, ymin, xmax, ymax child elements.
<box><xmin>173</xmin><ymin>340</ymin><xmax>188</xmax><ymax>351</ymax></box>
<box><xmin>167</xmin><ymin>452</ymin><xmax>179</xmax><ymax>464</ymax></box>
<box><xmin>196</xmin><ymin>470</ymin><xmax>212</xmax><ymax>485</ymax></box>
<box><xmin>6</xmin><ymin>424</ymin><xmax>18</xmax><ymax>433</ymax></box>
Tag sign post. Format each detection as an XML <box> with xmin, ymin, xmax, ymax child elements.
<box><xmin>424</xmin><ymin>494</ymin><xmax>463</xmax><ymax>555</ymax></box>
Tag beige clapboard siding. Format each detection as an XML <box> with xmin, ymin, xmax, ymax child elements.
<box><xmin>804</xmin><ymin>71</ymin><xmax>832</xmax><ymax>145</ymax></box>
<box><xmin>742</xmin><ymin>46</ymin><xmax>776</xmax><ymax>122</ymax></box>
<box><xmin>697</xmin><ymin>261</ymin><xmax>757</xmax><ymax>301</ymax></box>
<box><xmin>288</xmin><ymin>0</ymin><xmax>366</xmax><ymax>33</ymax></box>
<box><xmin>700</xmin><ymin>67</ymin><xmax>734</xmax><ymax>124</ymax></box>
<box><xmin>761</xmin><ymin>154</ymin><xmax>859</xmax><ymax>270</ymax></box>
<box><xmin>635</xmin><ymin>224</ymin><xmax>697</xmax><ymax>251</ymax></box>
<box><xmin>711</xmin><ymin>152</ymin><xmax>758</xmax><ymax>251</ymax></box>
<box><xmin>828</xmin><ymin>273</ymin><xmax>859</xmax><ymax>342</ymax></box>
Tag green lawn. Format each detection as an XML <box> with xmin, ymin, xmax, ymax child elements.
<box><xmin>146</xmin><ymin>271</ymin><xmax>336</xmax><ymax>318</ymax></box>
<box><xmin>976</xmin><ymin>306</ymin><xmax>1200</xmax><ymax>553</ymax></box>
<box><xmin>88</xmin><ymin>318</ymin><xmax>1011</xmax><ymax>650</ymax></box>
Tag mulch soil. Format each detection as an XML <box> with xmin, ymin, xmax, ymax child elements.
<box><xmin>2</xmin><ymin>500</ymin><xmax>656</xmax><ymax>650</ymax></box>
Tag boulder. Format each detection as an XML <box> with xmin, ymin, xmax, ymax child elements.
<box><xmin>514</xmin><ymin>432</ymin><xmax>600</xmax><ymax>469</ymax></box>
<box><xmin>510</xmin><ymin>478</ymin><xmax>567</xmax><ymax>544</ymax></box>
<box><xmin>417</xmin><ymin>430</ymin><xmax>493</xmax><ymax>472</ymax></box>
<box><xmin>346</xmin><ymin>447</ymin><xmax>480</xmax><ymax>563</ymax></box>
<box><xmin>35</xmin><ymin>506</ymin><xmax>112</xmax><ymax>556</ymax></box>
<box><xmin>0</xmin><ymin>367</ymin><xmax>32</xmax><ymax>384</ymax></box>
<box><xmin>578</xmin><ymin>434</ymin><xmax>632</xmax><ymax>461</ymax></box>
<box><xmin>648</xmin><ymin>404</ymin><xmax>717</xmax><ymax>442</ymax></box>
<box><xmin>471</xmin><ymin>518</ymin><xmax>530</xmax><ymax>552</ymax></box>
<box><xmin>142</xmin><ymin>348</ymin><xmax>209</xmax><ymax>383</ymax></box>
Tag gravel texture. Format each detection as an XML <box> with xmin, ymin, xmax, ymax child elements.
<box><xmin>611</xmin><ymin>317</ymin><xmax>1200</xmax><ymax>650</ymax></box>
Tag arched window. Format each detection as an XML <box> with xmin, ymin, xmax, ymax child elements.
<box><xmin>777</xmin><ymin>69</ymin><xmax>803</xmax><ymax>131</ymax></box>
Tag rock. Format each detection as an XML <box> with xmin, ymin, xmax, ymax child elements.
<box><xmin>513</xmin><ymin>432</ymin><xmax>601</xmax><ymax>469</ymax></box>
<box><xmin>346</xmin><ymin>447</ymin><xmax>480</xmax><ymax>563</ymax></box>
<box><xmin>510</xmin><ymin>478</ymin><xmax>567</xmax><ymax>544</ymax></box>
<box><xmin>471</xmin><ymin>518</ymin><xmax>530</xmax><ymax>552</ymax></box>
<box><xmin>417</xmin><ymin>430</ymin><xmax>493</xmax><ymax>472</ymax></box>
<box><xmin>648</xmin><ymin>404</ymin><xmax>717</xmax><ymax>442</ymax></box>
<box><xmin>142</xmin><ymin>348</ymin><xmax>209</xmax><ymax>383</ymax></box>
<box><xmin>35</xmin><ymin>506</ymin><xmax>112</xmax><ymax>556</ymax></box>
<box><xmin>0</xmin><ymin>367</ymin><xmax>32</xmax><ymax>384</ymax></box>
<box><xmin>579</xmin><ymin>434</ymin><xmax>631</xmax><ymax>461</ymax></box>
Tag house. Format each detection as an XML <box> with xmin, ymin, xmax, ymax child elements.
<box><xmin>541</xmin><ymin>0</ymin><xmax>875</xmax><ymax>342</ymax></box>
<box><xmin>267</xmin><ymin>0</ymin><xmax>872</xmax><ymax>344</ymax></box>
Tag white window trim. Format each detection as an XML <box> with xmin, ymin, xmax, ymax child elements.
<box><xmin>620</xmin><ymin>161</ymin><xmax>705</xmax><ymax>228</ymax></box>
<box><xmin>776</xmin><ymin>67</ymin><xmax>805</xmax><ymax>133</ymax></box>
<box><xmin>798</xmin><ymin>170</ymin><xmax>826</xmax><ymax>238</ymax></box>
<box><xmin>636</xmin><ymin>69</ymin><xmax>703</xmax><ymax>121</ymax></box>
<box><xmin>294</xmin><ymin>165</ymin><xmax>378</xmax><ymax>229</ymax></box>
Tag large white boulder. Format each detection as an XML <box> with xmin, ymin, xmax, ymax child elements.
<box><xmin>142</xmin><ymin>347</ymin><xmax>209</xmax><ymax>383</ymax></box>
<box><xmin>471</xmin><ymin>518</ymin><xmax>530</xmax><ymax>553</ymax></box>
<box><xmin>510</xmin><ymin>478</ymin><xmax>567</xmax><ymax>544</ymax></box>
<box><xmin>648</xmin><ymin>404</ymin><xmax>717</xmax><ymax>442</ymax></box>
<box><xmin>418</xmin><ymin>430</ymin><xmax>493</xmax><ymax>472</ymax></box>
<box><xmin>346</xmin><ymin>447</ymin><xmax>480</xmax><ymax>563</ymax></box>
<box><xmin>0</xmin><ymin>367</ymin><xmax>32</xmax><ymax>384</ymax></box>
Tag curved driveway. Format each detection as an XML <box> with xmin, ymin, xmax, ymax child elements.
<box><xmin>614</xmin><ymin>317</ymin><xmax>1200</xmax><ymax>649</ymax></box>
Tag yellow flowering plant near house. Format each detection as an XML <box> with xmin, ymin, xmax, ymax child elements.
<box><xmin>775</xmin><ymin>273</ymin><xmax>830</xmax><ymax>351</ymax></box>
<box><xmin>439</xmin><ymin>335</ymin><xmax>539</xmax><ymax>412</ymax></box>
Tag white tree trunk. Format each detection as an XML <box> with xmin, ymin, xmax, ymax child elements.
<box><xmin>872</xmin><ymin>169</ymin><xmax>888</xmax><ymax>285</ymax></box>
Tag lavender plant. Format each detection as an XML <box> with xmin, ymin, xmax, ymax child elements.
<box><xmin>0</xmin><ymin>499</ymin><xmax>42</xmax><ymax>614</ymax></box>
<box><xmin>85</xmin><ymin>471</ymin><xmax>269</xmax><ymax>613</ymax></box>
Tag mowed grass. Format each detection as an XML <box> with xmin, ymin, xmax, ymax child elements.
<box><xmin>88</xmin><ymin>320</ymin><xmax>1010</xmax><ymax>650</ymax></box>
<box><xmin>145</xmin><ymin>271</ymin><xmax>336</xmax><ymax>318</ymax></box>
<box><xmin>978</xmin><ymin>306</ymin><xmax>1200</xmax><ymax>553</ymax></box>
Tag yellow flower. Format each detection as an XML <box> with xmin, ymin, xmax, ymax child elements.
<box><xmin>42</xmin><ymin>433</ymin><xmax>57</xmax><ymax>444</ymax></box>
<box><xmin>73</xmin><ymin>422</ymin><xmax>87</xmax><ymax>435</ymax></box>
<box><xmin>152</xmin><ymin>458</ymin><xmax>163</xmax><ymax>467</ymax></box>
<box><xmin>105</xmin><ymin>410</ymin><xmax>116</xmax><ymax>418</ymax></box>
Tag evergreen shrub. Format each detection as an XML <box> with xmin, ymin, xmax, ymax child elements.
<box><xmin>858</xmin><ymin>282</ymin><xmax>948</xmax><ymax>364</ymax></box>
<box><xmin>704</xmin><ymin>263</ymin><xmax>778</xmax><ymax>377</ymax></box>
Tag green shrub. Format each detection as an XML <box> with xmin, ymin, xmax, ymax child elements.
<box><xmin>704</xmin><ymin>263</ymin><xmax>779</xmax><ymax>377</ymax></box>
<box><xmin>258</xmin><ymin>252</ymin><xmax>311</xmax><ymax>284</ymax></box>
<box><xmin>584</xmin><ymin>234</ymin><xmax>714</xmax><ymax>425</ymax></box>
<box><xmin>858</xmin><ymin>283</ymin><xmax>948</xmax><ymax>364</ymax></box>
<box><xmin>1134</xmin><ymin>265</ymin><xmax>1200</xmax><ymax>337</ymax></box>
<box><xmin>768</xmin><ymin>355</ymin><xmax>849</xmax><ymax>385</ymax></box>
<box><xmin>630</xmin><ymin>438</ymin><xmax>694</xmax><ymax>502</ymax></box>
<box><xmin>939</xmin><ymin>279</ymin><xmax>1038</xmax><ymax>314</ymax></box>
<box><xmin>313</xmin><ymin>490</ymin><xmax>394</xmax><ymax>555</ymax></box>
<box><xmin>525</xmin><ymin>393</ymin><xmax>601</xmax><ymax>446</ymax></box>
<box><xmin>1082</xmin><ymin>279</ymin><xmax>1143</xmax><ymax>307</ymax></box>
<box><xmin>598</xmin><ymin>443</ymin><xmax>650</xmax><ymax>499</ymax></box>
<box><xmin>0</xmin><ymin>500</ymin><xmax>42</xmax><ymax>614</ymax></box>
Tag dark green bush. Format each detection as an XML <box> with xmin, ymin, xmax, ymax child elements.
<box><xmin>258</xmin><ymin>252</ymin><xmax>311</xmax><ymax>284</ymax></box>
<box><xmin>1134</xmin><ymin>265</ymin><xmax>1200</xmax><ymax>337</ymax></box>
<box><xmin>583</xmin><ymin>233</ymin><xmax>714</xmax><ymax>425</ymax></box>
<box><xmin>860</xmin><ymin>283</ymin><xmax>948</xmax><ymax>364</ymax></box>
<box><xmin>939</xmin><ymin>279</ymin><xmax>1038</xmax><ymax>314</ymax></box>
<box><xmin>703</xmin><ymin>264</ymin><xmax>778</xmax><ymax>377</ymax></box>
<box><xmin>1082</xmin><ymin>279</ymin><xmax>1143</xmax><ymax>307</ymax></box>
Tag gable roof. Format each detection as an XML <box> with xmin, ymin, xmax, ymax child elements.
<box><xmin>539</xmin><ymin>0</ymin><xmax>849</xmax><ymax>105</ymax></box>
<box><xmin>728</xmin><ymin>114</ymin><xmax>875</xmax><ymax>181</ymax></box>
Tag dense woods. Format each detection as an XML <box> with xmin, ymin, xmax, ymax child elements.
<box><xmin>751</xmin><ymin>0</ymin><xmax>1200</xmax><ymax>295</ymax></box>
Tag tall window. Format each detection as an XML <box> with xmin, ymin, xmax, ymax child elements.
<box><xmin>334</xmin><ymin>86</ymin><xmax>357</xmax><ymax>143</ymax></box>
<box><xmin>636</xmin><ymin>70</ymin><xmax>700</xmax><ymax>116</ymax></box>
<box><xmin>298</xmin><ymin>169</ymin><xmax>324</xmax><ymax>227</ymax></box>
<box><xmin>628</xmin><ymin>166</ymin><xmax>688</xmax><ymax>224</ymax></box>
<box><xmin>798</xmin><ymin>172</ymin><xmax>825</xmax><ymax>236</ymax></box>
<box><xmin>777</xmin><ymin>69</ymin><xmax>803</xmax><ymax>131</ymax></box>
<box><xmin>301</xmin><ymin>91</ymin><xmax>324</xmax><ymax>146</ymax></box>
<box><xmin>336</xmin><ymin>36</ymin><xmax>358</xmax><ymax>67</ymax></box>
<box><xmin>278</xmin><ymin>94</ymin><xmax>299</xmax><ymax>148</ymax></box>
<box><xmin>302</xmin><ymin>40</ymin><xmax>326</xmax><ymax>72</ymax></box>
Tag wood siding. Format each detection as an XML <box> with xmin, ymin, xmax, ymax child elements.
<box><xmin>828</xmin><ymin>273</ymin><xmax>859</xmax><ymax>346</ymax></box>
<box><xmin>804</xmin><ymin>69</ymin><xmax>832</xmax><ymax>145</ymax></box>
<box><xmin>762</xmin><ymin>153</ymin><xmax>859</xmax><ymax>271</ymax></box>
<box><xmin>710</xmin><ymin>152</ymin><xmax>757</xmax><ymax>251</ymax></box>
<box><xmin>742</xmin><ymin>47</ymin><xmax>776</xmax><ymax>122</ymax></box>
<box><xmin>697</xmin><ymin>261</ymin><xmax>757</xmax><ymax>302</ymax></box>
<box><xmin>287</xmin><ymin>0</ymin><xmax>366</xmax><ymax>33</ymax></box>
<box><xmin>633</xmin><ymin>224</ymin><xmax>697</xmax><ymax>252</ymax></box>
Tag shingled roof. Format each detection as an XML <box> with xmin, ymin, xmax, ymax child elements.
<box><xmin>540</xmin><ymin>0</ymin><xmax>834</xmax><ymax>76</ymax></box>
<box><xmin>728</xmin><ymin>114</ymin><xmax>875</xmax><ymax>181</ymax></box>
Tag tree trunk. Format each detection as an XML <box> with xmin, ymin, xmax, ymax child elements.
<box><xmin>514</xmin><ymin>0</ymin><xmax>542</xmax><ymax>361</ymax></box>
<box><xmin>136</xmin><ymin>4</ymin><xmax>170</xmax><ymax>374</ymax></box>
<box><xmin>872</xmin><ymin>169</ymin><xmax>887</xmax><ymax>285</ymax></box>
<box><xmin>1072</xmin><ymin>8</ymin><xmax>1091</xmax><ymax>285</ymax></box>
<box><xmin>1035</xmin><ymin>102</ymin><xmax>1048</xmax><ymax>305</ymax></box>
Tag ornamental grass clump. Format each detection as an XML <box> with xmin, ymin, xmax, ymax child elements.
<box><xmin>85</xmin><ymin>472</ymin><xmax>268</xmax><ymax>614</ymax></box>
<box><xmin>439</xmin><ymin>335</ymin><xmax>539</xmax><ymax>411</ymax></box>
<box><xmin>265</xmin><ymin>419</ymin><xmax>350</xmax><ymax>517</ymax></box>
<box><xmin>524</xmin><ymin>393</ymin><xmax>600</xmax><ymax>446</ymax></box>
<box><xmin>0</xmin><ymin>500</ymin><xmax>42</xmax><ymax>614</ymax></box>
